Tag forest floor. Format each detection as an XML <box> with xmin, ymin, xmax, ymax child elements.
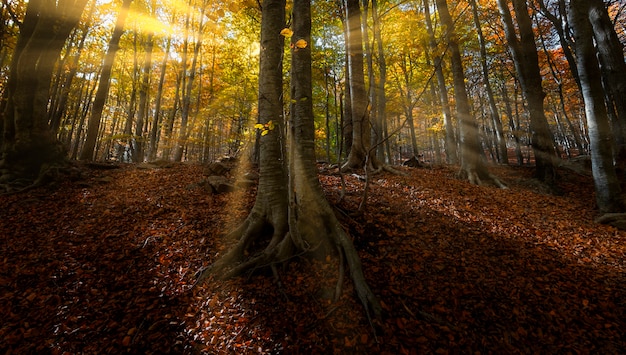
<box><xmin>1</xmin><ymin>160</ymin><xmax>625</xmax><ymax>354</ymax></box>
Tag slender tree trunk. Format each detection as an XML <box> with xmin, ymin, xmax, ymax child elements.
<box><xmin>80</xmin><ymin>0</ymin><xmax>132</xmax><ymax>161</ymax></box>
<box><xmin>148</xmin><ymin>36</ymin><xmax>171</xmax><ymax>161</ymax></box>
<box><xmin>133</xmin><ymin>32</ymin><xmax>154</xmax><ymax>162</ymax></box>
<box><xmin>537</xmin><ymin>0</ymin><xmax>582</xmax><ymax>92</ymax></box>
<box><xmin>537</xmin><ymin>24</ymin><xmax>585</xmax><ymax>155</ymax></box>
<box><xmin>173</xmin><ymin>1</ymin><xmax>206</xmax><ymax>162</ymax></box>
<box><xmin>423</xmin><ymin>0</ymin><xmax>457</xmax><ymax>165</ymax></box>
<box><xmin>342</xmin><ymin>0</ymin><xmax>371</xmax><ymax>170</ymax></box>
<box><xmin>569</xmin><ymin>0</ymin><xmax>624</xmax><ymax>213</ymax></box>
<box><xmin>470</xmin><ymin>0</ymin><xmax>507</xmax><ymax>164</ymax></box>
<box><xmin>49</xmin><ymin>3</ymin><xmax>95</xmax><ymax>135</ymax></box>
<box><xmin>372</xmin><ymin>0</ymin><xmax>387</xmax><ymax>163</ymax></box>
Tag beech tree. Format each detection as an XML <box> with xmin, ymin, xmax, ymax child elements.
<box><xmin>497</xmin><ymin>0</ymin><xmax>558</xmax><ymax>187</ymax></box>
<box><xmin>435</xmin><ymin>0</ymin><xmax>504</xmax><ymax>187</ymax></box>
<box><xmin>586</xmin><ymin>0</ymin><xmax>626</xmax><ymax>163</ymax></box>
<box><xmin>342</xmin><ymin>0</ymin><xmax>371</xmax><ymax>170</ymax></box>
<box><xmin>1</xmin><ymin>0</ymin><xmax>88</xmax><ymax>188</ymax></box>
<box><xmin>197</xmin><ymin>0</ymin><xmax>381</xmax><ymax>320</ymax></box>
<box><xmin>568</xmin><ymin>0</ymin><xmax>626</xmax><ymax>225</ymax></box>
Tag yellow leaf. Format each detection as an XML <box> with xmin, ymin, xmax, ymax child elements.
<box><xmin>280</xmin><ymin>28</ymin><xmax>293</xmax><ymax>37</ymax></box>
<box><xmin>261</xmin><ymin>130</ymin><xmax>269</xmax><ymax>136</ymax></box>
<box><xmin>267</xmin><ymin>120</ymin><xmax>275</xmax><ymax>130</ymax></box>
<box><xmin>254</xmin><ymin>123</ymin><xmax>264</xmax><ymax>129</ymax></box>
<box><xmin>295</xmin><ymin>39</ymin><xmax>308</xmax><ymax>48</ymax></box>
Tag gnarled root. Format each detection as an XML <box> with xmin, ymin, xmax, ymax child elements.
<box><xmin>195</xmin><ymin>194</ymin><xmax>382</xmax><ymax>323</ymax></box>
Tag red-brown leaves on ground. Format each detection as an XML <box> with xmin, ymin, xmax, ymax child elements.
<box><xmin>1</xmin><ymin>163</ymin><xmax>624</xmax><ymax>353</ymax></box>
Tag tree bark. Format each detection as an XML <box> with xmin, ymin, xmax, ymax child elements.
<box><xmin>569</xmin><ymin>0</ymin><xmax>624</xmax><ymax>213</ymax></box>
<box><xmin>436</xmin><ymin>0</ymin><xmax>504</xmax><ymax>187</ymax></box>
<box><xmin>497</xmin><ymin>0</ymin><xmax>558</xmax><ymax>187</ymax></box>
<box><xmin>587</xmin><ymin>0</ymin><xmax>626</xmax><ymax>164</ymax></box>
<box><xmin>342</xmin><ymin>0</ymin><xmax>371</xmax><ymax>171</ymax></box>
<box><xmin>1</xmin><ymin>0</ymin><xmax>88</xmax><ymax>185</ymax></box>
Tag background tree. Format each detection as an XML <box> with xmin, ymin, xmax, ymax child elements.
<box><xmin>80</xmin><ymin>0</ymin><xmax>133</xmax><ymax>161</ymax></box>
<box><xmin>423</xmin><ymin>0</ymin><xmax>457</xmax><ymax>165</ymax></box>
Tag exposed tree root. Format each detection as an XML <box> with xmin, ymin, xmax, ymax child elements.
<box><xmin>595</xmin><ymin>213</ymin><xmax>626</xmax><ymax>230</ymax></box>
<box><xmin>195</xmin><ymin>184</ymin><xmax>383</xmax><ymax>324</ymax></box>
<box><xmin>458</xmin><ymin>167</ymin><xmax>508</xmax><ymax>189</ymax></box>
<box><xmin>0</xmin><ymin>160</ymin><xmax>81</xmax><ymax>195</ymax></box>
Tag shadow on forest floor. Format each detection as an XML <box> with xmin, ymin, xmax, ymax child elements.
<box><xmin>0</xmin><ymin>162</ymin><xmax>624</xmax><ymax>353</ymax></box>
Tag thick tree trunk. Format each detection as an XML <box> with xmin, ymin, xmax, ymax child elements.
<box><xmin>569</xmin><ymin>0</ymin><xmax>624</xmax><ymax>214</ymax></box>
<box><xmin>1</xmin><ymin>0</ymin><xmax>88</xmax><ymax>186</ymax></box>
<box><xmin>498</xmin><ymin>0</ymin><xmax>558</xmax><ymax>187</ymax></box>
<box><xmin>80</xmin><ymin>0</ymin><xmax>132</xmax><ymax>161</ymax></box>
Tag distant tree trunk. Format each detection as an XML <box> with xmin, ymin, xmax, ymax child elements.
<box><xmin>372</xmin><ymin>0</ymin><xmax>387</xmax><ymax>163</ymax></box>
<box><xmin>537</xmin><ymin>24</ymin><xmax>585</xmax><ymax>155</ymax></box>
<box><xmin>470</xmin><ymin>0</ymin><xmax>507</xmax><ymax>164</ymax></box>
<box><xmin>423</xmin><ymin>0</ymin><xmax>457</xmax><ymax>165</ymax></box>
<box><xmin>49</xmin><ymin>3</ymin><xmax>95</xmax><ymax>136</ymax></box>
<box><xmin>342</xmin><ymin>0</ymin><xmax>373</xmax><ymax>171</ymax></box>
<box><xmin>133</xmin><ymin>33</ymin><xmax>154</xmax><ymax>163</ymax></box>
<box><xmin>436</xmin><ymin>0</ymin><xmax>504</xmax><ymax>187</ymax></box>
<box><xmin>173</xmin><ymin>2</ymin><xmax>205</xmax><ymax>162</ymax></box>
<box><xmin>197</xmin><ymin>0</ymin><xmax>381</xmax><ymax>320</ymax></box>
<box><xmin>569</xmin><ymin>0</ymin><xmax>624</xmax><ymax>214</ymax></box>
<box><xmin>395</xmin><ymin>52</ymin><xmax>419</xmax><ymax>158</ymax></box>
<box><xmin>80</xmin><ymin>0</ymin><xmax>133</xmax><ymax>161</ymax></box>
<box><xmin>148</xmin><ymin>36</ymin><xmax>171</xmax><ymax>161</ymax></box>
<box><xmin>119</xmin><ymin>32</ymin><xmax>140</xmax><ymax>162</ymax></box>
<box><xmin>537</xmin><ymin>0</ymin><xmax>582</xmax><ymax>92</ymax></box>
<box><xmin>161</xmin><ymin>75</ymin><xmax>181</xmax><ymax>160</ymax></box>
<box><xmin>1</xmin><ymin>0</ymin><xmax>88</xmax><ymax>186</ymax></box>
<box><xmin>497</xmin><ymin>0</ymin><xmax>558</xmax><ymax>187</ymax></box>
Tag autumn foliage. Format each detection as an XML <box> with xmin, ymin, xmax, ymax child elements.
<box><xmin>1</xmin><ymin>163</ymin><xmax>625</xmax><ymax>353</ymax></box>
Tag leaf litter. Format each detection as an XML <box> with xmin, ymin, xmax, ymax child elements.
<box><xmin>0</xmin><ymin>162</ymin><xmax>624</xmax><ymax>354</ymax></box>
